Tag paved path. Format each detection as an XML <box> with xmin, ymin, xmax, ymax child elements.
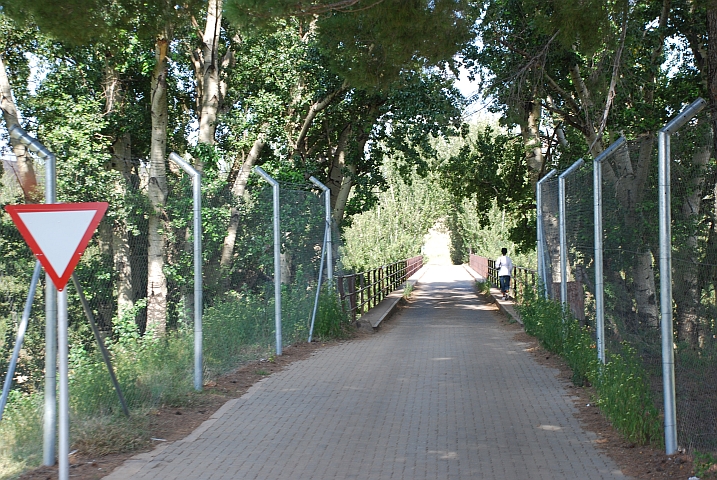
<box><xmin>106</xmin><ymin>265</ymin><xmax>630</xmax><ymax>479</ymax></box>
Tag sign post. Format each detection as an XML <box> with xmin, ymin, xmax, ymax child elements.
<box><xmin>5</xmin><ymin>202</ymin><xmax>108</xmax><ymax>480</ymax></box>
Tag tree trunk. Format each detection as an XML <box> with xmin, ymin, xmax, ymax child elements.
<box><xmin>194</xmin><ymin>0</ymin><xmax>226</xmax><ymax>149</ymax></box>
<box><xmin>218</xmin><ymin>133</ymin><xmax>266</xmax><ymax>271</ymax></box>
<box><xmin>632</xmin><ymin>250</ymin><xmax>660</xmax><ymax>329</ymax></box>
<box><xmin>327</xmin><ymin>124</ymin><xmax>354</xmax><ymax>227</ymax></box>
<box><xmin>146</xmin><ymin>32</ymin><xmax>171</xmax><ymax>336</ymax></box>
<box><xmin>674</xmin><ymin>144</ymin><xmax>711</xmax><ymax>345</ymax></box>
<box><xmin>111</xmin><ymin>133</ymin><xmax>135</xmax><ymax>320</ymax></box>
<box><xmin>0</xmin><ymin>54</ymin><xmax>39</xmax><ymax>203</ymax></box>
<box><xmin>520</xmin><ymin>96</ymin><xmax>544</xmax><ymax>186</ymax></box>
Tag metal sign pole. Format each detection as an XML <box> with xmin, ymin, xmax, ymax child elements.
<box><xmin>57</xmin><ymin>288</ymin><xmax>69</xmax><ymax>480</ymax></box>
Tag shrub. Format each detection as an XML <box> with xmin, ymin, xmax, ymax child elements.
<box><xmin>311</xmin><ymin>287</ymin><xmax>351</xmax><ymax>340</ymax></box>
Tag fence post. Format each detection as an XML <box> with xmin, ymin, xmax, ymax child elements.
<box><xmin>169</xmin><ymin>153</ymin><xmax>204</xmax><ymax>389</ymax></box>
<box><xmin>309</xmin><ymin>176</ymin><xmax>333</xmax><ymax>283</ymax></box>
<box><xmin>592</xmin><ymin>138</ymin><xmax>626</xmax><ymax>364</ymax></box>
<box><xmin>658</xmin><ymin>98</ymin><xmax>707</xmax><ymax>455</ymax></box>
<box><xmin>8</xmin><ymin>125</ymin><xmax>58</xmax><ymax>466</ymax></box>
<box><xmin>536</xmin><ymin>169</ymin><xmax>557</xmax><ymax>299</ymax></box>
<box><xmin>558</xmin><ymin>159</ymin><xmax>584</xmax><ymax>307</ymax></box>
<box><xmin>254</xmin><ymin>166</ymin><xmax>282</xmax><ymax>356</ymax></box>
<box><xmin>349</xmin><ymin>275</ymin><xmax>357</xmax><ymax>321</ymax></box>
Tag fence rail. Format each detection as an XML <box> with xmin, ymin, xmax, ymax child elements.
<box><xmin>336</xmin><ymin>256</ymin><xmax>423</xmax><ymax>321</ymax></box>
<box><xmin>469</xmin><ymin>254</ymin><xmax>536</xmax><ymax>300</ymax></box>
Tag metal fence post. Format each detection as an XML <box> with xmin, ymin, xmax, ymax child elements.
<box><xmin>309</xmin><ymin>176</ymin><xmax>333</xmax><ymax>283</ymax></box>
<box><xmin>536</xmin><ymin>169</ymin><xmax>557</xmax><ymax>299</ymax></box>
<box><xmin>254</xmin><ymin>167</ymin><xmax>282</xmax><ymax>356</ymax></box>
<box><xmin>593</xmin><ymin>137</ymin><xmax>626</xmax><ymax>364</ymax></box>
<box><xmin>168</xmin><ymin>153</ymin><xmax>203</xmax><ymax>390</ymax></box>
<box><xmin>558</xmin><ymin>159</ymin><xmax>584</xmax><ymax>307</ymax></box>
<box><xmin>8</xmin><ymin>125</ymin><xmax>58</xmax><ymax>466</ymax></box>
<box><xmin>658</xmin><ymin>98</ymin><xmax>707</xmax><ymax>455</ymax></box>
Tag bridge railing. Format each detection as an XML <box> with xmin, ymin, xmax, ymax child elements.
<box><xmin>336</xmin><ymin>256</ymin><xmax>423</xmax><ymax>321</ymax></box>
<box><xmin>470</xmin><ymin>254</ymin><xmax>536</xmax><ymax>300</ymax></box>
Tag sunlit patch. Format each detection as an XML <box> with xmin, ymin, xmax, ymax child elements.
<box><xmin>428</xmin><ymin>450</ymin><xmax>458</xmax><ymax>459</ymax></box>
<box><xmin>537</xmin><ymin>425</ymin><xmax>563</xmax><ymax>431</ymax></box>
<box><xmin>431</xmin><ymin>357</ymin><xmax>453</xmax><ymax>361</ymax></box>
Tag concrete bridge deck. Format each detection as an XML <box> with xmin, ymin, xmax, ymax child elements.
<box><xmin>105</xmin><ymin>264</ymin><xmax>630</xmax><ymax>479</ymax></box>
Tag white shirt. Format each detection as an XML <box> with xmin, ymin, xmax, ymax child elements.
<box><xmin>496</xmin><ymin>255</ymin><xmax>513</xmax><ymax>276</ymax></box>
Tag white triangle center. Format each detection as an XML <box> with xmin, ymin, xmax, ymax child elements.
<box><xmin>18</xmin><ymin>210</ymin><xmax>98</xmax><ymax>278</ymax></box>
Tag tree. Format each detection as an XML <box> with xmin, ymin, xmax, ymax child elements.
<box><xmin>0</xmin><ymin>16</ymin><xmax>39</xmax><ymax>203</ymax></box>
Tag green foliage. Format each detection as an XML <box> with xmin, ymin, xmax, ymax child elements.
<box><xmin>438</xmin><ymin>123</ymin><xmax>536</xmax><ymax>252</ymax></box>
<box><xmin>312</xmin><ymin>287</ymin><xmax>351</xmax><ymax>340</ymax></box>
<box><xmin>341</xmin><ymin>160</ymin><xmax>445</xmax><ymax>272</ymax></box>
<box><xmin>224</xmin><ymin>0</ymin><xmax>480</xmax><ymax>89</ymax></box>
<box><xmin>518</xmin><ymin>287</ymin><xmax>663</xmax><ymax>446</ymax></box>
<box><xmin>693</xmin><ymin>451</ymin><xmax>717</xmax><ymax>478</ymax></box>
<box><xmin>448</xmin><ymin>197</ymin><xmax>537</xmax><ymax>269</ymax></box>
<box><xmin>0</xmin><ymin>391</ymin><xmax>43</xmax><ymax>478</ymax></box>
<box><xmin>593</xmin><ymin>346</ymin><xmax>663</xmax><ymax>446</ymax></box>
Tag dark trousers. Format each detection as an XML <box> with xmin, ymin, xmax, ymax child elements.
<box><xmin>499</xmin><ymin>275</ymin><xmax>511</xmax><ymax>293</ymax></box>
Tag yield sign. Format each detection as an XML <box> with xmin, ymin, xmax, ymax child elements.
<box><xmin>5</xmin><ymin>202</ymin><xmax>108</xmax><ymax>290</ymax></box>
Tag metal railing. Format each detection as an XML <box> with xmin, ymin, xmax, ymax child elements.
<box><xmin>336</xmin><ymin>256</ymin><xmax>423</xmax><ymax>321</ymax></box>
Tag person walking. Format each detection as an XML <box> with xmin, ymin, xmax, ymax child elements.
<box><xmin>496</xmin><ymin>247</ymin><xmax>513</xmax><ymax>300</ymax></box>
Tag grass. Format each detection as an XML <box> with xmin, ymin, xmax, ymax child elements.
<box><xmin>517</xmin><ymin>287</ymin><xmax>663</xmax><ymax>446</ymax></box>
<box><xmin>0</xmin><ymin>284</ymin><xmax>351</xmax><ymax>479</ymax></box>
<box><xmin>475</xmin><ymin>280</ymin><xmax>492</xmax><ymax>296</ymax></box>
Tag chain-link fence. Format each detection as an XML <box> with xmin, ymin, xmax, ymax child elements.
<box><xmin>0</xmin><ymin>156</ymin><xmax>332</xmax><ymax>395</ymax></box>
<box><xmin>538</xmin><ymin>103</ymin><xmax>717</xmax><ymax>455</ymax></box>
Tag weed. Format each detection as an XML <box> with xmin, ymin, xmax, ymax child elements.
<box><xmin>475</xmin><ymin>280</ymin><xmax>491</xmax><ymax>295</ymax></box>
<box><xmin>254</xmin><ymin>369</ymin><xmax>270</xmax><ymax>376</ymax></box>
<box><xmin>694</xmin><ymin>451</ymin><xmax>717</xmax><ymax>478</ymax></box>
<box><xmin>517</xmin><ymin>286</ymin><xmax>663</xmax><ymax>446</ymax></box>
<box><xmin>0</xmin><ymin>280</ymin><xmax>351</xmax><ymax>477</ymax></box>
<box><xmin>311</xmin><ymin>286</ymin><xmax>351</xmax><ymax>340</ymax></box>
<box><xmin>403</xmin><ymin>282</ymin><xmax>414</xmax><ymax>298</ymax></box>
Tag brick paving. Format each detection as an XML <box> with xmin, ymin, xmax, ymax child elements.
<box><xmin>105</xmin><ymin>264</ymin><xmax>631</xmax><ymax>479</ymax></box>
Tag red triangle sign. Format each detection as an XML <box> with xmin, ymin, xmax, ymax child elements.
<box><xmin>5</xmin><ymin>202</ymin><xmax>108</xmax><ymax>291</ymax></box>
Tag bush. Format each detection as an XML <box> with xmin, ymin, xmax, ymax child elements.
<box><xmin>311</xmin><ymin>287</ymin><xmax>351</xmax><ymax>340</ymax></box>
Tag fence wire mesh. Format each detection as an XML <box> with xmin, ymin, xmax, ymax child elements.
<box><xmin>0</xmin><ymin>163</ymin><xmax>329</xmax><ymax>395</ymax></box>
<box><xmin>538</xmin><ymin>175</ymin><xmax>559</xmax><ymax>298</ymax></box>
<box><xmin>540</xmin><ymin>112</ymin><xmax>717</xmax><ymax>454</ymax></box>
<box><xmin>668</xmin><ymin>110</ymin><xmax>717</xmax><ymax>454</ymax></box>
<box><xmin>562</xmin><ymin>162</ymin><xmax>595</xmax><ymax>326</ymax></box>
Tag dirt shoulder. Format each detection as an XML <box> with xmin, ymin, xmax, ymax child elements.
<box><xmin>483</xmin><ymin>294</ymin><xmax>701</xmax><ymax>480</ymax></box>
